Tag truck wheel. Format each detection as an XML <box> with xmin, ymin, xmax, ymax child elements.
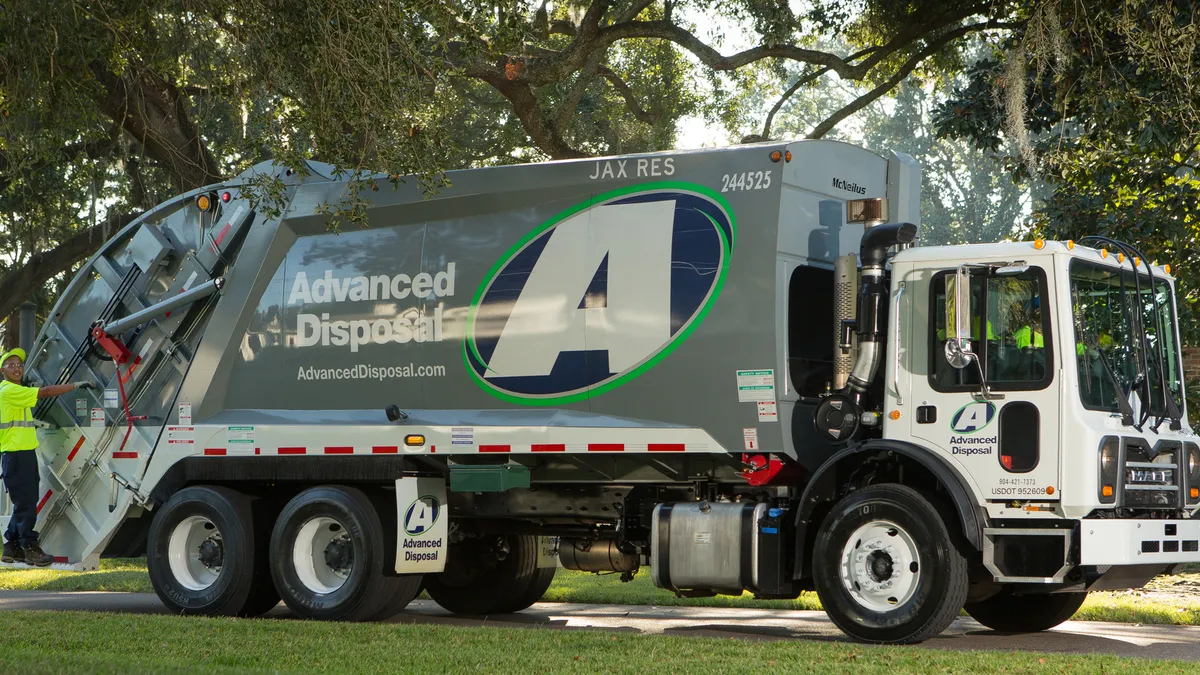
<box><xmin>964</xmin><ymin>589</ymin><xmax>1087</xmax><ymax>632</ymax></box>
<box><xmin>240</xmin><ymin>498</ymin><xmax>283</xmax><ymax>616</ymax></box>
<box><xmin>146</xmin><ymin>486</ymin><xmax>261</xmax><ymax>616</ymax></box>
<box><xmin>494</xmin><ymin>566</ymin><xmax>556</xmax><ymax>613</ymax></box>
<box><xmin>269</xmin><ymin>485</ymin><xmax>400</xmax><ymax>621</ymax></box>
<box><xmin>813</xmin><ymin>484</ymin><xmax>968</xmax><ymax>644</ymax></box>
<box><xmin>424</xmin><ymin>534</ymin><xmax>540</xmax><ymax>614</ymax></box>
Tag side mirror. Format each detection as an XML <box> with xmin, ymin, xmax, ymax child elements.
<box><xmin>944</xmin><ymin>266</ymin><xmax>975</xmax><ymax>370</ymax></box>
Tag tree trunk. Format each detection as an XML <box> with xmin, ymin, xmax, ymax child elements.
<box><xmin>2</xmin><ymin>310</ymin><xmax>18</xmax><ymax>351</ymax></box>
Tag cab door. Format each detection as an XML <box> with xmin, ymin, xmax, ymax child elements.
<box><xmin>905</xmin><ymin>264</ymin><xmax>1061</xmax><ymax>502</ymax></box>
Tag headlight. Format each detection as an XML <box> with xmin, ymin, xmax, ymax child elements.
<box><xmin>1099</xmin><ymin>437</ymin><xmax>1119</xmax><ymax>504</ymax></box>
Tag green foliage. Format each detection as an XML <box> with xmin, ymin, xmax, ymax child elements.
<box><xmin>934</xmin><ymin>0</ymin><xmax>1200</xmax><ymax>341</ymax></box>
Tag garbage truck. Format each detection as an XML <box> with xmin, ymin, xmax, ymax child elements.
<box><xmin>3</xmin><ymin>139</ymin><xmax>1197</xmax><ymax>644</ymax></box>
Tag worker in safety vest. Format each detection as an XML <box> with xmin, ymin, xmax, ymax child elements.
<box><xmin>1</xmin><ymin>348</ymin><xmax>95</xmax><ymax>566</ymax></box>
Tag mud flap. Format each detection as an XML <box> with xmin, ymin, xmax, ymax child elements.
<box><xmin>537</xmin><ymin>536</ymin><xmax>559</xmax><ymax>568</ymax></box>
<box><xmin>394</xmin><ymin>477</ymin><xmax>447</xmax><ymax>574</ymax></box>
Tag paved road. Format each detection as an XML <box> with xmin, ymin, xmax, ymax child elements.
<box><xmin>3</xmin><ymin>590</ymin><xmax>1199</xmax><ymax>662</ymax></box>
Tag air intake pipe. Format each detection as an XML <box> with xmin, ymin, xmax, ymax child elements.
<box><xmin>845</xmin><ymin>222</ymin><xmax>918</xmax><ymax>398</ymax></box>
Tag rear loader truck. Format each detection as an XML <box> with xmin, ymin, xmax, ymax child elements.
<box><xmin>2</xmin><ymin>139</ymin><xmax>1197</xmax><ymax>643</ymax></box>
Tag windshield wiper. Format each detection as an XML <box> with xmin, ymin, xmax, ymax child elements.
<box><xmin>1093</xmin><ymin>341</ymin><xmax>1137</xmax><ymax>428</ymax></box>
<box><xmin>1079</xmin><ymin>236</ymin><xmax>1165</xmax><ymax>428</ymax></box>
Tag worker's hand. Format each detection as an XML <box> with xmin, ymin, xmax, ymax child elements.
<box><xmin>73</xmin><ymin>381</ymin><xmax>97</xmax><ymax>392</ymax></box>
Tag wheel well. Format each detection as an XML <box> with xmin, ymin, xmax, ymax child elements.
<box><xmin>793</xmin><ymin>444</ymin><xmax>984</xmax><ymax>582</ymax></box>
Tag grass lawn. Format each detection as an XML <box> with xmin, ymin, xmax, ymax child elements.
<box><xmin>6</xmin><ymin>559</ymin><xmax>1200</xmax><ymax>627</ymax></box>
<box><xmin>0</xmin><ymin>609</ymin><xmax>1194</xmax><ymax>674</ymax></box>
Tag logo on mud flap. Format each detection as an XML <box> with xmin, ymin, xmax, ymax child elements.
<box><xmin>463</xmin><ymin>183</ymin><xmax>736</xmax><ymax>405</ymax></box>
<box><xmin>403</xmin><ymin>495</ymin><xmax>441</xmax><ymax>536</ymax></box>
<box><xmin>949</xmin><ymin>401</ymin><xmax>996</xmax><ymax>433</ymax></box>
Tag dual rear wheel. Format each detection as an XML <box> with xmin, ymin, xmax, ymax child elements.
<box><xmin>147</xmin><ymin>485</ymin><xmax>554</xmax><ymax>620</ymax></box>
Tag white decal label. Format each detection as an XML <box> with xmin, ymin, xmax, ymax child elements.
<box><xmin>736</xmin><ymin>369</ymin><xmax>775</xmax><ymax>402</ymax></box>
<box><xmin>537</xmin><ymin>536</ymin><xmax>559</xmax><ymax>569</ymax></box>
<box><xmin>228</xmin><ymin>426</ymin><xmax>254</xmax><ymax>445</ymax></box>
<box><xmin>90</xmin><ymin>408</ymin><xmax>105</xmax><ymax>427</ymax></box>
<box><xmin>451</xmin><ymin>427</ymin><xmax>474</xmax><ymax>446</ymax></box>
<box><xmin>166</xmin><ymin>426</ymin><xmax>194</xmax><ymax>445</ymax></box>
<box><xmin>743</xmin><ymin>427</ymin><xmax>758</xmax><ymax>451</ymax></box>
<box><xmin>75</xmin><ymin>398</ymin><xmax>87</xmax><ymax>418</ymax></box>
<box><xmin>103</xmin><ymin>388</ymin><xmax>119</xmax><ymax>409</ymax></box>
<box><xmin>694</xmin><ymin>531</ymin><xmax>712</xmax><ymax>544</ymax></box>
<box><xmin>757</xmin><ymin>400</ymin><xmax>778</xmax><ymax>423</ymax></box>
<box><xmin>178</xmin><ymin>403</ymin><xmax>192</xmax><ymax>425</ymax></box>
<box><xmin>395</xmin><ymin>477</ymin><xmax>448</xmax><ymax>574</ymax></box>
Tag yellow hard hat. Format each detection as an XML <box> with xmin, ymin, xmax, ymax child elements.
<box><xmin>0</xmin><ymin>348</ymin><xmax>26</xmax><ymax>366</ymax></box>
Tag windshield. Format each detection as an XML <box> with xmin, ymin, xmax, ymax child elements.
<box><xmin>1070</xmin><ymin>259</ymin><xmax>1183</xmax><ymax>420</ymax></box>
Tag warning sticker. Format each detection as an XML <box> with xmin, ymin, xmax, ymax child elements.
<box><xmin>736</xmin><ymin>369</ymin><xmax>775</xmax><ymax>402</ymax></box>
<box><xmin>103</xmin><ymin>388</ymin><xmax>119</xmax><ymax>409</ymax></box>
<box><xmin>451</xmin><ymin>427</ymin><xmax>474</xmax><ymax>446</ymax></box>
<box><xmin>743</xmin><ymin>427</ymin><xmax>759</xmax><ymax>451</ymax></box>
<box><xmin>178</xmin><ymin>403</ymin><xmax>192</xmax><ymax>425</ymax></box>
<box><xmin>90</xmin><ymin>408</ymin><xmax>105</xmax><ymax>427</ymax></box>
<box><xmin>75</xmin><ymin>398</ymin><xmax>87</xmax><ymax>418</ymax></box>
<box><xmin>166</xmin><ymin>426</ymin><xmax>194</xmax><ymax>445</ymax></box>
<box><xmin>757</xmin><ymin>400</ymin><xmax>778</xmax><ymax>423</ymax></box>
<box><xmin>228</xmin><ymin>426</ymin><xmax>255</xmax><ymax>445</ymax></box>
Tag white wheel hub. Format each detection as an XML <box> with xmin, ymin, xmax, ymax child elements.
<box><xmin>167</xmin><ymin>515</ymin><xmax>224</xmax><ymax>591</ymax></box>
<box><xmin>293</xmin><ymin>516</ymin><xmax>354</xmax><ymax>594</ymax></box>
<box><xmin>840</xmin><ymin>520</ymin><xmax>921</xmax><ymax>612</ymax></box>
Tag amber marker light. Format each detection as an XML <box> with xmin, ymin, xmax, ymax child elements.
<box><xmin>1100</xmin><ymin>248</ymin><xmax>1109</xmax><ymax>258</ymax></box>
<box><xmin>889</xmin><ymin>410</ymin><xmax>901</xmax><ymax>420</ymax></box>
<box><xmin>769</xmin><ymin>150</ymin><xmax>783</xmax><ymax>162</ymax></box>
<box><xmin>1164</xmin><ymin>263</ymin><xmax>1172</xmax><ymax>274</ymax></box>
<box><xmin>784</xmin><ymin>150</ymin><xmax>792</xmax><ymax>162</ymax></box>
<box><xmin>1117</xmin><ymin>253</ymin><xmax>1126</xmax><ymax>263</ymax></box>
<box><xmin>1033</xmin><ymin>238</ymin><xmax>1045</xmax><ymax>249</ymax></box>
<box><xmin>1102</xmin><ymin>485</ymin><xmax>1114</xmax><ymax>497</ymax></box>
<box><xmin>195</xmin><ymin>194</ymin><xmax>212</xmax><ymax>211</ymax></box>
<box><xmin>404</xmin><ymin>434</ymin><xmax>426</xmax><ymax>446</ymax></box>
<box><xmin>1046</xmin><ymin>486</ymin><xmax>1055</xmax><ymax>495</ymax></box>
<box><xmin>1066</xmin><ymin>240</ymin><xmax>1075</xmax><ymax>250</ymax></box>
<box><xmin>1191</xmin><ymin>487</ymin><xmax>1199</xmax><ymax>499</ymax></box>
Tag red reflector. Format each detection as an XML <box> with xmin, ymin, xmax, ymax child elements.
<box><xmin>648</xmin><ymin>443</ymin><xmax>685</xmax><ymax>452</ymax></box>
<box><xmin>372</xmin><ymin>446</ymin><xmax>398</xmax><ymax>454</ymax></box>
<box><xmin>67</xmin><ymin>436</ymin><xmax>86</xmax><ymax>463</ymax></box>
<box><xmin>1001</xmin><ymin>455</ymin><xmax>1013</xmax><ymax>470</ymax></box>
<box><xmin>479</xmin><ymin>445</ymin><xmax>511</xmax><ymax>453</ymax></box>
<box><xmin>221</xmin><ymin>191</ymin><xmax>232</xmax><ymax>202</ymax></box>
<box><xmin>531</xmin><ymin>444</ymin><xmax>565</xmax><ymax>452</ymax></box>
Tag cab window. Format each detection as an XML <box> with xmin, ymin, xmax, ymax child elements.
<box><xmin>930</xmin><ymin>268</ymin><xmax>1053</xmax><ymax>391</ymax></box>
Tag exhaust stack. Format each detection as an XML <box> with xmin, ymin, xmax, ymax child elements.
<box><xmin>844</xmin><ymin>222</ymin><xmax>918</xmax><ymax>398</ymax></box>
<box><xmin>832</xmin><ymin>254</ymin><xmax>857</xmax><ymax>390</ymax></box>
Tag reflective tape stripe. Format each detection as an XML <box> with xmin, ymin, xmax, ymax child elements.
<box><xmin>0</xmin><ymin>421</ymin><xmax>36</xmax><ymax>429</ymax></box>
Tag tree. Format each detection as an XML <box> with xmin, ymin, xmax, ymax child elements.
<box><xmin>934</xmin><ymin>0</ymin><xmax>1200</xmax><ymax>338</ymax></box>
<box><xmin>1</xmin><ymin>0</ymin><xmax>1020</xmax><ymax>337</ymax></box>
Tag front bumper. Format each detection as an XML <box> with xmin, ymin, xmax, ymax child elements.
<box><xmin>1080</xmin><ymin>519</ymin><xmax>1200</xmax><ymax>565</ymax></box>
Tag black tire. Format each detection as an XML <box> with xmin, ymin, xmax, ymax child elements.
<box><xmin>240</xmin><ymin>497</ymin><xmax>283</xmax><ymax>616</ymax></box>
<box><xmin>493</xmin><ymin>565</ymin><xmax>557</xmax><ymax>613</ymax></box>
<box><xmin>964</xmin><ymin>589</ymin><xmax>1087</xmax><ymax>633</ymax></box>
<box><xmin>424</xmin><ymin>534</ymin><xmax>540</xmax><ymax>615</ymax></box>
<box><xmin>269</xmin><ymin>485</ymin><xmax>400</xmax><ymax>621</ymax></box>
<box><xmin>813</xmin><ymin>484</ymin><xmax>969</xmax><ymax>644</ymax></box>
<box><xmin>146</xmin><ymin>486</ymin><xmax>261</xmax><ymax>616</ymax></box>
<box><xmin>369</xmin><ymin>574</ymin><xmax>425</xmax><ymax>621</ymax></box>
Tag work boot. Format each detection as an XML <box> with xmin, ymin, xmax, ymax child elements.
<box><xmin>21</xmin><ymin>542</ymin><xmax>53</xmax><ymax>567</ymax></box>
<box><xmin>1</xmin><ymin>541</ymin><xmax>22</xmax><ymax>563</ymax></box>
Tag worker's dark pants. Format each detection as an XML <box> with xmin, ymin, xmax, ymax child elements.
<box><xmin>1</xmin><ymin>450</ymin><xmax>40</xmax><ymax>546</ymax></box>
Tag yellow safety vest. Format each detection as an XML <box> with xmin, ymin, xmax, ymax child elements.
<box><xmin>1013</xmin><ymin>326</ymin><xmax>1044</xmax><ymax>349</ymax></box>
<box><xmin>0</xmin><ymin>380</ymin><xmax>39</xmax><ymax>452</ymax></box>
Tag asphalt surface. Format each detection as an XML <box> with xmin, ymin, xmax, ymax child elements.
<box><xmin>3</xmin><ymin>590</ymin><xmax>1200</xmax><ymax>662</ymax></box>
